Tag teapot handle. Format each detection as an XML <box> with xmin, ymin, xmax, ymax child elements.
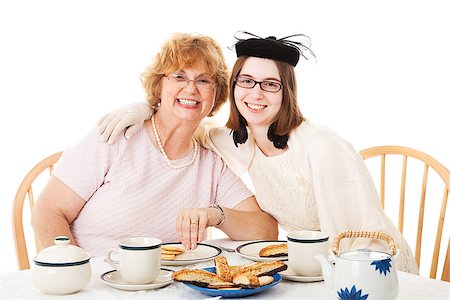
<box><xmin>332</xmin><ymin>230</ymin><xmax>399</xmax><ymax>256</ymax></box>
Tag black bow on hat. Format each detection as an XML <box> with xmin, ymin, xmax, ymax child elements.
<box><xmin>232</xmin><ymin>31</ymin><xmax>316</xmax><ymax>66</ymax></box>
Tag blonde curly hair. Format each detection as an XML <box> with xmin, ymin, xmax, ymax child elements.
<box><xmin>141</xmin><ymin>33</ymin><xmax>229</xmax><ymax>116</ymax></box>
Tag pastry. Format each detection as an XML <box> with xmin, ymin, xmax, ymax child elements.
<box><xmin>173</xmin><ymin>256</ymin><xmax>286</xmax><ymax>290</ymax></box>
<box><xmin>232</xmin><ymin>274</ymin><xmax>260</xmax><ymax>288</ymax></box>
<box><xmin>234</xmin><ymin>260</ymin><xmax>287</xmax><ymax>277</ymax></box>
<box><xmin>207</xmin><ymin>282</ymin><xmax>240</xmax><ymax>289</ymax></box>
<box><xmin>161</xmin><ymin>245</ymin><xmax>185</xmax><ymax>260</ymax></box>
<box><xmin>258</xmin><ymin>275</ymin><xmax>274</xmax><ymax>286</ymax></box>
<box><xmin>258</xmin><ymin>243</ymin><xmax>288</xmax><ymax>257</ymax></box>
<box><xmin>214</xmin><ymin>256</ymin><xmax>233</xmax><ymax>282</ymax></box>
<box><xmin>161</xmin><ymin>253</ymin><xmax>176</xmax><ymax>260</ymax></box>
<box><xmin>162</xmin><ymin>245</ymin><xmax>185</xmax><ymax>254</ymax></box>
<box><xmin>173</xmin><ymin>269</ymin><xmax>232</xmax><ymax>288</ymax></box>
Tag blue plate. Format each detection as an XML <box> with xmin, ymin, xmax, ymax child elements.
<box><xmin>182</xmin><ymin>267</ymin><xmax>282</xmax><ymax>298</ymax></box>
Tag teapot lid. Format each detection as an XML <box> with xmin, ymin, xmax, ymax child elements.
<box><xmin>34</xmin><ymin>236</ymin><xmax>90</xmax><ymax>266</ymax></box>
<box><xmin>339</xmin><ymin>249</ymin><xmax>391</xmax><ymax>261</ymax></box>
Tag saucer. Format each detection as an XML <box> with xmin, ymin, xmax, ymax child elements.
<box><xmin>101</xmin><ymin>268</ymin><xmax>173</xmax><ymax>291</ymax></box>
<box><xmin>279</xmin><ymin>267</ymin><xmax>323</xmax><ymax>282</ymax></box>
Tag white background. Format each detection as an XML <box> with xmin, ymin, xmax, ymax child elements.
<box><xmin>0</xmin><ymin>0</ymin><xmax>448</xmax><ymax>274</ymax></box>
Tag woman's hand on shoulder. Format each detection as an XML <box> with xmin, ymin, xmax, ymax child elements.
<box><xmin>97</xmin><ymin>102</ymin><xmax>152</xmax><ymax>144</ymax></box>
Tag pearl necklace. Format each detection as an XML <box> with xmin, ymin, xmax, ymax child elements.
<box><xmin>151</xmin><ymin>115</ymin><xmax>198</xmax><ymax>169</ymax></box>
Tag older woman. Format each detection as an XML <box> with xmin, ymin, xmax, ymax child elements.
<box><xmin>31</xmin><ymin>33</ymin><xmax>278</xmax><ymax>256</ymax></box>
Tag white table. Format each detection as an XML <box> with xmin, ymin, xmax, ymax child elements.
<box><xmin>1</xmin><ymin>251</ymin><xmax>448</xmax><ymax>299</ymax></box>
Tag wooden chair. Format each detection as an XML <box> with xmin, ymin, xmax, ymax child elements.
<box><xmin>12</xmin><ymin>151</ymin><xmax>62</xmax><ymax>270</ymax></box>
<box><xmin>360</xmin><ymin>146</ymin><xmax>450</xmax><ymax>281</ymax></box>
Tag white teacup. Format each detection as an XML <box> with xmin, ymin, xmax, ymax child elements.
<box><xmin>287</xmin><ymin>230</ymin><xmax>329</xmax><ymax>277</ymax></box>
<box><xmin>106</xmin><ymin>237</ymin><xmax>162</xmax><ymax>284</ymax></box>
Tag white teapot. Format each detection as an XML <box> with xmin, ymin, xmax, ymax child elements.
<box><xmin>315</xmin><ymin>231</ymin><xmax>399</xmax><ymax>300</ymax></box>
<box><xmin>32</xmin><ymin>236</ymin><xmax>91</xmax><ymax>295</ymax></box>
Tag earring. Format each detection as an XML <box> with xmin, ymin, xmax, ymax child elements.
<box><xmin>232</xmin><ymin>116</ymin><xmax>248</xmax><ymax>147</ymax></box>
<box><xmin>267</xmin><ymin>122</ymin><xmax>289</xmax><ymax>149</ymax></box>
<box><xmin>152</xmin><ymin>101</ymin><xmax>161</xmax><ymax>111</ymax></box>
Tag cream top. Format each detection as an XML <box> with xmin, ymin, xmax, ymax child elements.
<box><xmin>249</xmin><ymin>145</ymin><xmax>320</xmax><ymax>233</ymax></box>
<box><xmin>196</xmin><ymin>118</ymin><xmax>419</xmax><ymax>274</ymax></box>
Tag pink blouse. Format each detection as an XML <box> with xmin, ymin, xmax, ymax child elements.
<box><xmin>54</xmin><ymin>125</ymin><xmax>253</xmax><ymax>256</ymax></box>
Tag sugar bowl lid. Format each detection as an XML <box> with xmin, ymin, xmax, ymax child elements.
<box><xmin>34</xmin><ymin>236</ymin><xmax>90</xmax><ymax>266</ymax></box>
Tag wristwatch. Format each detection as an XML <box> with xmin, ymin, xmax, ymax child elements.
<box><xmin>209</xmin><ymin>204</ymin><xmax>225</xmax><ymax>226</ymax></box>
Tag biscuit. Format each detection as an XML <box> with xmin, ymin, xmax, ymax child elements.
<box><xmin>162</xmin><ymin>249</ymin><xmax>183</xmax><ymax>255</ymax></box>
<box><xmin>162</xmin><ymin>245</ymin><xmax>185</xmax><ymax>254</ymax></box>
<box><xmin>173</xmin><ymin>269</ymin><xmax>232</xmax><ymax>288</ymax></box>
<box><xmin>258</xmin><ymin>243</ymin><xmax>288</xmax><ymax>257</ymax></box>
<box><xmin>161</xmin><ymin>253</ymin><xmax>176</xmax><ymax>260</ymax></box>
<box><xmin>229</xmin><ymin>265</ymin><xmax>242</xmax><ymax>278</ymax></box>
<box><xmin>207</xmin><ymin>282</ymin><xmax>239</xmax><ymax>289</ymax></box>
<box><xmin>232</xmin><ymin>274</ymin><xmax>260</xmax><ymax>288</ymax></box>
<box><xmin>172</xmin><ymin>256</ymin><xmax>286</xmax><ymax>290</ymax></box>
<box><xmin>232</xmin><ymin>260</ymin><xmax>286</xmax><ymax>288</ymax></box>
<box><xmin>214</xmin><ymin>256</ymin><xmax>233</xmax><ymax>282</ymax></box>
<box><xmin>161</xmin><ymin>244</ymin><xmax>185</xmax><ymax>260</ymax></box>
<box><xmin>234</xmin><ymin>260</ymin><xmax>287</xmax><ymax>277</ymax></box>
<box><xmin>258</xmin><ymin>275</ymin><xmax>274</xmax><ymax>286</ymax></box>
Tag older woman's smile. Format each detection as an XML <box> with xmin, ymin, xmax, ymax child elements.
<box><xmin>177</xmin><ymin>98</ymin><xmax>200</xmax><ymax>106</ymax></box>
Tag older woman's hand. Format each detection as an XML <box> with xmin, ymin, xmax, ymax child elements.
<box><xmin>176</xmin><ymin>207</ymin><xmax>219</xmax><ymax>250</ymax></box>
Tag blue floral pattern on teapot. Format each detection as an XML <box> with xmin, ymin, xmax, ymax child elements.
<box><xmin>337</xmin><ymin>285</ymin><xmax>369</xmax><ymax>300</ymax></box>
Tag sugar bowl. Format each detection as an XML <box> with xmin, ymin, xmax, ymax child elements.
<box><xmin>32</xmin><ymin>236</ymin><xmax>91</xmax><ymax>295</ymax></box>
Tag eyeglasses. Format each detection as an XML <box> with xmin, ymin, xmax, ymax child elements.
<box><xmin>234</xmin><ymin>76</ymin><xmax>283</xmax><ymax>93</ymax></box>
<box><xmin>166</xmin><ymin>73</ymin><xmax>217</xmax><ymax>92</ymax></box>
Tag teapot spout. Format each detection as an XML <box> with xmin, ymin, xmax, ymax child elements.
<box><xmin>315</xmin><ymin>255</ymin><xmax>334</xmax><ymax>291</ymax></box>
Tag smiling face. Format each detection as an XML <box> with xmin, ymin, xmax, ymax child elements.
<box><xmin>233</xmin><ymin>57</ymin><xmax>283</xmax><ymax>130</ymax></box>
<box><xmin>226</xmin><ymin>56</ymin><xmax>303</xmax><ymax>142</ymax></box>
<box><xmin>159</xmin><ymin>64</ymin><xmax>216</xmax><ymax>124</ymax></box>
<box><xmin>141</xmin><ymin>33</ymin><xmax>229</xmax><ymax>119</ymax></box>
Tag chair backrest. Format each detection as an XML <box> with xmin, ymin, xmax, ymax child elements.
<box><xmin>12</xmin><ymin>151</ymin><xmax>62</xmax><ymax>270</ymax></box>
<box><xmin>360</xmin><ymin>145</ymin><xmax>449</xmax><ymax>281</ymax></box>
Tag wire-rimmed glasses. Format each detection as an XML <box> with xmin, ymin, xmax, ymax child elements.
<box><xmin>166</xmin><ymin>73</ymin><xmax>216</xmax><ymax>92</ymax></box>
<box><xmin>234</xmin><ymin>76</ymin><xmax>283</xmax><ymax>93</ymax></box>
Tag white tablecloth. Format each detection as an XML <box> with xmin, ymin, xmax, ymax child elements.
<box><xmin>1</xmin><ymin>251</ymin><xmax>449</xmax><ymax>299</ymax></box>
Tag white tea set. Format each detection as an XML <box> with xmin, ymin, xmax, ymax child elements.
<box><xmin>32</xmin><ymin>231</ymin><xmax>401</xmax><ymax>299</ymax></box>
<box><xmin>32</xmin><ymin>236</ymin><xmax>163</xmax><ymax>295</ymax></box>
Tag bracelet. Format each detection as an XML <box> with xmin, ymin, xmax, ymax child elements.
<box><xmin>209</xmin><ymin>204</ymin><xmax>225</xmax><ymax>226</ymax></box>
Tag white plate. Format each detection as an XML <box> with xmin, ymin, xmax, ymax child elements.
<box><xmin>203</xmin><ymin>238</ymin><xmax>255</xmax><ymax>252</ymax></box>
<box><xmin>279</xmin><ymin>267</ymin><xmax>323</xmax><ymax>282</ymax></box>
<box><xmin>236</xmin><ymin>240</ymin><xmax>288</xmax><ymax>262</ymax></box>
<box><xmin>161</xmin><ymin>242</ymin><xmax>222</xmax><ymax>266</ymax></box>
<box><xmin>100</xmin><ymin>269</ymin><xmax>173</xmax><ymax>291</ymax></box>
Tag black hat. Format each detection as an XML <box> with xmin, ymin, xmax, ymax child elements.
<box><xmin>234</xmin><ymin>31</ymin><xmax>315</xmax><ymax>67</ymax></box>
